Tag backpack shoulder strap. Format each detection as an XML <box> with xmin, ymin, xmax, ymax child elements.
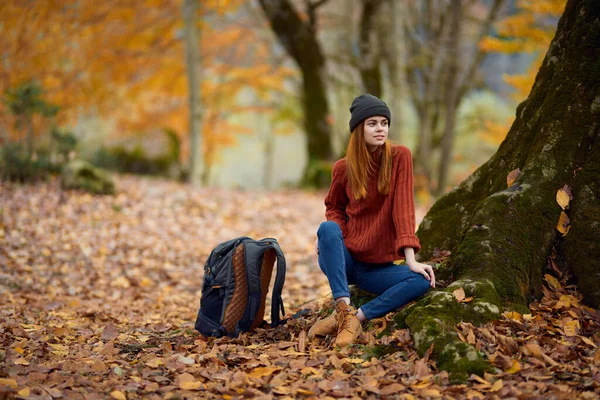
<box><xmin>262</xmin><ymin>239</ymin><xmax>286</xmax><ymax>328</ymax></box>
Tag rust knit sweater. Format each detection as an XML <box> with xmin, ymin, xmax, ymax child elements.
<box><xmin>324</xmin><ymin>145</ymin><xmax>421</xmax><ymax>263</ymax></box>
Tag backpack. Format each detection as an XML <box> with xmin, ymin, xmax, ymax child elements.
<box><xmin>194</xmin><ymin>237</ymin><xmax>286</xmax><ymax>337</ymax></box>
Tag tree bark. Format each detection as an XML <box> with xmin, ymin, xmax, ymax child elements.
<box><xmin>183</xmin><ymin>0</ymin><xmax>203</xmax><ymax>185</ymax></box>
<box><xmin>383</xmin><ymin>0</ymin><xmax>407</xmax><ymax>143</ymax></box>
<box><xmin>258</xmin><ymin>0</ymin><xmax>333</xmax><ymax>183</ymax></box>
<box><xmin>26</xmin><ymin>116</ymin><xmax>34</xmax><ymax>158</ymax></box>
<box><xmin>358</xmin><ymin>0</ymin><xmax>383</xmax><ymax>97</ymax></box>
<box><xmin>394</xmin><ymin>0</ymin><xmax>600</xmax><ymax>380</ymax></box>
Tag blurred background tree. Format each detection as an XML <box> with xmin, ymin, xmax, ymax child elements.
<box><xmin>0</xmin><ymin>0</ymin><xmax>567</xmax><ymax>195</ymax></box>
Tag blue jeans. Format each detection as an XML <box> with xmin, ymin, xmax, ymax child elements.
<box><xmin>317</xmin><ymin>221</ymin><xmax>430</xmax><ymax>320</ymax></box>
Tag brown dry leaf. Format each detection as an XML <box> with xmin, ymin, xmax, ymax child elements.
<box><xmin>176</xmin><ymin>373</ymin><xmax>203</xmax><ymax>390</ymax></box>
<box><xmin>297</xmin><ymin>330</ymin><xmax>307</xmax><ymax>353</ymax></box>
<box><xmin>467</xmin><ymin>390</ymin><xmax>485</xmax><ymax>399</ymax></box>
<box><xmin>507</xmin><ymin>168</ymin><xmax>521</xmax><ymax>187</ymax></box>
<box><xmin>380</xmin><ymin>383</ymin><xmax>406</xmax><ymax>395</ymax></box>
<box><xmin>466</xmin><ymin>329</ymin><xmax>476</xmax><ymax>345</ymax></box>
<box><xmin>580</xmin><ymin>336</ymin><xmax>597</xmax><ymax>348</ymax></box>
<box><xmin>490</xmin><ymin>379</ymin><xmax>503</xmax><ymax>392</ymax></box>
<box><xmin>421</xmin><ymin>388</ymin><xmax>442</xmax><ymax>397</ymax></box>
<box><xmin>557</xmin><ymin>211</ymin><xmax>571</xmax><ymax>236</ymax></box>
<box><xmin>13</xmin><ymin>357</ymin><xmax>29</xmax><ymax>365</ymax></box>
<box><xmin>523</xmin><ymin>343</ymin><xmax>543</xmax><ymax>359</ymax></box>
<box><xmin>110</xmin><ymin>390</ymin><xmax>127</xmax><ymax>400</ymax></box>
<box><xmin>556</xmin><ymin>188</ymin><xmax>570</xmax><ymax>210</ymax></box>
<box><xmin>102</xmin><ymin>324</ymin><xmax>119</xmax><ymax>341</ymax></box>
<box><xmin>453</xmin><ymin>287</ymin><xmax>466</xmax><ymax>302</ymax></box>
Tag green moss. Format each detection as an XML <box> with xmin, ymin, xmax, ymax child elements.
<box><xmin>349</xmin><ymin>286</ymin><xmax>376</xmax><ymax>309</ymax></box>
<box><xmin>358</xmin><ymin>344</ymin><xmax>404</xmax><ymax>360</ymax></box>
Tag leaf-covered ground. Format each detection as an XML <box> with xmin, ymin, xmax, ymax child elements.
<box><xmin>1</xmin><ymin>176</ymin><xmax>600</xmax><ymax>399</ymax></box>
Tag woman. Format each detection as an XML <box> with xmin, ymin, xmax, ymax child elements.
<box><xmin>309</xmin><ymin>94</ymin><xmax>435</xmax><ymax>348</ymax></box>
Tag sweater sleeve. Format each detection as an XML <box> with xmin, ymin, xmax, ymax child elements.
<box><xmin>392</xmin><ymin>147</ymin><xmax>421</xmax><ymax>257</ymax></box>
<box><xmin>324</xmin><ymin>161</ymin><xmax>349</xmax><ymax>237</ymax></box>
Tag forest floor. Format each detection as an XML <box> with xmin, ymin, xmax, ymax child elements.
<box><xmin>1</xmin><ymin>175</ymin><xmax>600</xmax><ymax>399</ymax></box>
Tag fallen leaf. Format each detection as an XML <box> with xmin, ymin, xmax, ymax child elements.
<box><xmin>506</xmin><ymin>359</ymin><xmax>521</xmax><ymax>374</ymax></box>
<box><xmin>507</xmin><ymin>168</ymin><xmax>521</xmax><ymax>187</ymax></box>
<box><xmin>297</xmin><ymin>330</ymin><xmax>307</xmax><ymax>353</ymax></box>
<box><xmin>248</xmin><ymin>366</ymin><xmax>280</xmax><ymax>379</ymax></box>
<box><xmin>557</xmin><ymin>211</ymin><xmax>570</xmax><ymax>236</ymax></box>
<box><xmin>18</xmin><ymin>388</ymin><xmax>30</xmax><ymax>397</ymax></box>
<box><xmin>453</xmin><ymin>287</ymin><xmax>466</xmax><ymax>302</ymax></box>
<box><xmin>0</xmin><ymin>378</ymin><xmax>17</xmax><ymax>389</ymax></box>
<box><xmin>556</xmin><ymin>188</ymin><xmax>570</xmax><ymax>210</ymax></box>
<box><xmin>380</xmin><ymin>383</ymin><xmax>406</xmax><ymax>395</ymax></box>
<box><xmin>544</xmin><ymin>274</ymin><xmax>561</xmax><ymax>290</ymax></box>
<box><xmin>580</xmin><ymin>336</ymin><xmax>597</xmax><ymax>348</ymax></box>
<box><xmin>490</xmin><ymin>379</ymin><xmax>503</xmax><ymax>392</ymax></box>
<box><xmin>13</xmin><ymin>358</ymin><xmax>29</xmax><ymax>365</ymax></box>
<box><xmin>176</xmin><ymin>373</ymin><xmax>203</xmax><ymax>390</ymax></box>
<box><xmin>110</xmin><ymin>390</ymin><xmax>127</xmax><ymax>400</ymax></box>
<box><xmin>563</xmin><ymin>319</ymin><xmax>580</xmax><ymax>336</ymax></box>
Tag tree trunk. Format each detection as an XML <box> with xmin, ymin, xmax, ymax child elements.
<box><xmin>26</xmin><ymin>115</ymin><xmax>34</xmax><ymax>158</ymax></box>
<box><xmin>258</xmin><ymin>0</ymin><xmax>333</xmax><ymax>185</ymax></box>
<box><xmin>383</xmin><ymin>0</ymin><xmax>407</xmax><ymax>143</ymax></box>
<box><xmin>183</xmin><ymin>0</ymin><xmax>203</xmax><ymax>186</ymax></box>
<box><xmin>394</xmin><ymin>0</ymin><xmax>600</xmax><ymax>380</ymax></box>
<box><xmin>435</xmin><ymin>0</ymin><xmax>461</xmax><ymax>196</ymax></box>
<box><xmin>358</xmin><ymin>0</ymin><xmax>383</xmax><ymax>97</ymax></box>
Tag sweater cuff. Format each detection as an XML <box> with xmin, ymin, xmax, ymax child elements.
<box><xmin>395</xmin><ymin>235</ymin><xmax>421</xmax><ymax>257</ymax></box>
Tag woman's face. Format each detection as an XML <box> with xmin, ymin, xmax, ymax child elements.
<box><xmin>363</xmin><ymin>116</ymin><xmax>389</xmax><ymax>152</ymax></box>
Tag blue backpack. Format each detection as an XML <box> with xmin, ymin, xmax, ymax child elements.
<box><xmin>194</xmin><ymin>237</ymin><xmax>286</xmax><ymax>337</ymax></box>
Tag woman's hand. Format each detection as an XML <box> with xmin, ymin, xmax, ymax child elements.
<box><xmin>314</xmin><ymin>238</ymin><xmax>319</xmax><ymax>255</ymax></box>
<box><xmin>403</xmin><ymin>247</ymin><xmax>435</xmax><ymax>288</ymax></box>
<box><xmin>406</xmin><ymin>261</ymin><xmax>436</xmax><ymax>288</ymax></box>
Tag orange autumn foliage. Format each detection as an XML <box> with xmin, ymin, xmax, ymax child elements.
<box><xmin>478</xmin><ymin>0</ymin><xmax>566</xmax><ymax>144</ymax></box>
<box><xmin>0</xmin><ymin>0</ymin><xmax>295</xmax><ymax>165</ymax></box>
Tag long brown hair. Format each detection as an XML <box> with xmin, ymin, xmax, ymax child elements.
<box><xmin>346</xmin><ymin>123</ymin><xmax>392</xmax><ymax>200</ymax></box>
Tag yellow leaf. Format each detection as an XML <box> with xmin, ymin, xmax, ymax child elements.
<box><xmin>14</xmin><ymin>358</ymin><xmax>29</xmax><ymax>365</ymax></box>
<box><xmin>48</xmin><ymin>343</ymin><xmax>68</xmax><ymax>352</ymax></box>
<box><xmin>346</xmin><ymin>358</ymin><xmax>365</xmax><ymax>364</ymax></box>
<box><xmin>248</xmin><ymin>367</ymin><xmax>280</xmax><ymax>379</ymax></box>
<box><xmin>111</xmin><ymin>390</ymin><xmax>127</xmax><ymax>400</ymax></box>
<box><xmin>507</xmin><ymin>359</ymin><xmax>521</xmax><ymax>374</ymax></box>
<box><xmin>490</xmin><ymin>379</ymin><xmax>503</xmax><ymax>392</ymax></box>
<box><xmin>557</xmin><ymin>211</ymin><xmax>570</xmax><ymax>236</ymax></box>
<box><xmin>176</xmin><ymin>373</ymin><xmax>203</xmax><ymax>390</ymax></box>
<box><xmin>18</xmin><ymin>388</ymin><xmax>31</xmax><ymax>397</ymax></box>
<box><xmin>0</xmin><ymin>378</ymin><xmax>18</xmax><ymax>389</ymax></box>
<box><xmin>507</xmin><ymin>168</ymin><xmax>521</xmax><ymax>187</ymax></box>
<box><xmin>14</xmin><ymin>347</ymin><xmax>24</xmax><ymax>354</ymax></box>
<box><xmin>564</xmin><ymin>319</ymin><xmax>580</xmax><ymax>337</ymax></box>
<box><xmin>180</xmin><ymin>381</ymin><xmax>203</xmax><ymax>390</ymax></box>
<box><xmin>544</xmin><ymin>274</ymin><xmax>561</xmax><ymax>290</ymax></box>
<box><xmin>556</xmin><ymin>189</ymin><xmax>570</xmax><ymax>210</ymax></box>
<box><xmin>453</xmin><ymin>287</ymin><xmax>466</xmax><ymax>302</ymax></box>
<box><xmin>503</xmin><ymin>311</ymin><xmax>522</xmax><ymax>321</ymax></box>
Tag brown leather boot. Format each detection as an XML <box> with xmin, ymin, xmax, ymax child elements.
<box><xmin>334</xmin><ymin>301</ymin><xmax>363</xmax><ymax>348</ymax></box>
<box><xmin>308</xmin><ymin>306</ymin><xmax>338</xmax><ymax>340</ymax></box>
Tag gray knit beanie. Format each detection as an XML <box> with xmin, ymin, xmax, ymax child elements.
<box><xmin>349</xmin><ymin>94</ymin><xmax>391</xmax><ymax>133</ymax></box>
